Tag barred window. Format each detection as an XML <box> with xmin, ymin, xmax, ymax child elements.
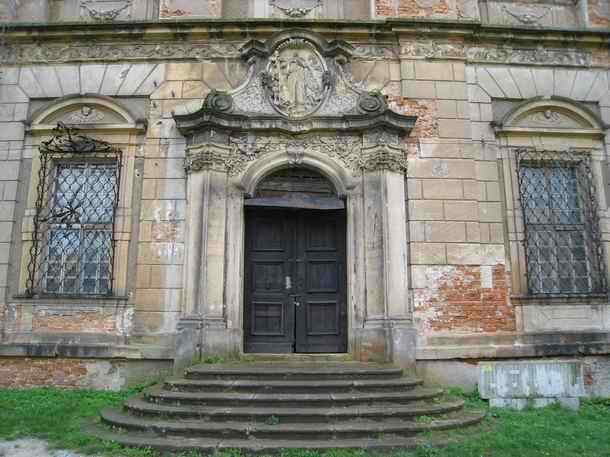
<box><xmin>27</xmin><ymin>125</ymin><xmax>122</xmax><ymax>296</ymax></box>
<box><xmin>517</xmin><ymin>149</ymin><xmax>606</xmax><ymax>295</ymax></box>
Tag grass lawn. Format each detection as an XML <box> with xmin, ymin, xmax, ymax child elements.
<box><xmin>0</xmin><ymin>387</ymin><xmax>608</xmax><ymax>457</ymax></box>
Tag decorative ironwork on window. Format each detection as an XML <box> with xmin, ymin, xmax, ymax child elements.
<box><xmin>26</xmin><ymin>124</ymin><xmax>122</xmax><ymax>296</ymax></box>
<box><xmin>516</xmin><ymin>148</ymin><xmax>606</xmax><ymax>296</ymax></box>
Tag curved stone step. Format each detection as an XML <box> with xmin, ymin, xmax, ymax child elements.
<box><xmin>88</xmin><ymin>425</ymin><xmax>443</xmax><ymax>454</ymax></box>
<box><xmin>101</xmin><ymin>407</ymin><xmax>486</xmax><ymax>440</ymax></box>
<box><xmin>185</xmin><ymin>363</ymin><xmax>403</xmax><ymax>381</ymax></box>
<box><xmin>124</xmin><ymin>396</ymin><xmax>466</xmax><ymax>423</ymax></box>
<box><xmin>144</xmin><ymin>386</ymin><xmax>443</xmax><ymax>408</ymax></box>
<box><xmin>164</xmin><ymin>377</ymin><xmax>423</xmax><ymax>393</ymax></box>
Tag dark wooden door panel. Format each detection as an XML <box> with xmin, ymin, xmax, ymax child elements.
<box><xmin>295</xmin><ymin>211</ymin><xmax>347</xmax><ymax>353</ymax></box>
<box><xmin>244</xmin><ymin>209</ymin><xmax>295</xmax><ymax>353</ymax></box>
<box><xmin>244</xmin><ymin>208</ymin><xmax>347</xmax><ymax>353</ymax></box>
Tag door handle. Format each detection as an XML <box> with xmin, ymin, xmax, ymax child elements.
<box><xmin>291</xmin><ymin>295</ymin><xmax>301</xmax><ymax>307</ymax></box>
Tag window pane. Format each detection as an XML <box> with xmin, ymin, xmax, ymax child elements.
<box><xmin>518</xmin><ymin>152</ymin><xmax>604</xmax><ymax>295</ymax></box>
<box><xmin>42</xmin><ymin>162</ymin><xmax>117</xmax><ymax>295</ymax></box>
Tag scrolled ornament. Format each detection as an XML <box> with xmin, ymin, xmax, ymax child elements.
<box><xmin>204</xmin><ymin>90</ymin><xmax>233</xmax><ymax>113</ymax></box>
<box><xmin>357</xmin><ymin>93</ymin><xmax>386</xmax><ymax>114</ymax></box>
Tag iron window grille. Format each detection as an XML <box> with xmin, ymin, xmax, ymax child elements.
<box><xmin>516</xmin><ymin>148</ymin><xmax>606</xmax><ymax>296</ymax></box>
<box><xmin>26</xmin><ymin>124</ymin><xmax>122</xmax><ymax>297</ymax></box>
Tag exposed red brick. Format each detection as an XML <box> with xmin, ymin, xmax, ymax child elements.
<box><xmin>397</xmin><ymin>0</ymin><xmax>451</xmax><ymax>17</ymax></box>
<box><xmin>32</xmin><ymin>310</ymin><xmax>117</xmax><ymax>333</ymax></box>
<box><xmin>376</xmin><ymin>0</ymin><xmax>396</xmax><ymax>16</ymax></box>
<box><xmin>588</xmin><ymin>0</ymin><xmax>610</xmax><ymax>27</ymax></box>
<box><xmin>0</xmin><ymin>358</ymin><xmax>89</xmax><ymax>388</ymax></box>
<box><xmin>389</xmin><ymin>97</ymin><xmax>438</xmax><ymax>138</ymax></box>
<box><xmin>415</xmin><ymin>265</ymin><xmax>515</xmax><ymax>333</ymax></box>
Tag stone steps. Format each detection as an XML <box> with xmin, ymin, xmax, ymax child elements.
<box><xmin>100</xmin><ymin>408</ymin><xmax>485</xmax><ymax>440</ymax></box>
<box><xmin>88</xmin><ymin>427</ymin><xmax>438</xmax><ymax>454</ymax></box>
<box><xmin>90</xmin><ymin>362</ymin><xmax>485</xmax><ymax>453</ymax></box>
<box><xmin>163</xmin><ymin>377</ymin><xmax>423</xmax><ymax>393</ymax></box>
<box><xmin>144</xmin><ymin>386</ymin><xmax>443</xmax><ymax>407</ymax></box>
<box><xmin>185</xmin><ymin>363</ymin><xmax>404</xmax><ymax>381</ymax></box>
<box><xmin>124</xmin><ymin>396</ymin><xmax>466</xmax><ymax>422</ymax></box>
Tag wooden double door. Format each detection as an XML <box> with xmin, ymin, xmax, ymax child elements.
<box><xmin>244</xmin><ymin>208</ymin><xmax>347</xmax><ymax>353</ymax></box>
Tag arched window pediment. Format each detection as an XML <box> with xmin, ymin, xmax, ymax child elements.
<box><xmin>495</xmin><ymin>97</ymin><xmax>606</xmax><ymax>137</ymax></box>
<box><xmin>28</xmin><ymin>95</ymin><xmax>145</xmax><ymax>134</ymax></box>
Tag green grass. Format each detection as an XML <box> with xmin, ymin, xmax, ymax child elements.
<box><xmin>0</xmin><ymin>387</ymin><xmax>608</xmax><ymax>457</ymax></box>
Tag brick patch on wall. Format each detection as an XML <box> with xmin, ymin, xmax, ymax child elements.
<box><xmin>376</xmin><ymin>0</ymin><xmax>396</xmax><ymax>16</ymax></box>
<box><xmin>390</xmin><ymin>97</ymin><xmax>439</xmax><ymax>138</ymax></box>
<box><xmin>32</xmin><ymin>310</ymin><xmax>118</xmax><ymax>333</ymax></box>
<box><xmin>398</xmin><ymin>0</ymin><xmax>451</xmax><ymax>17</ymax></box>
<box><xmin>588</xmin><ymin>0</ymin><xmax>610</xmax><ymax>27</ymax></box>
<box><xmin>414</xmin><ymin>264</ymin><xmax>515</xmax><ymax>333</ymax></box>
<box><xmin>0</xmin><ymin>358</ymin><xmax>89</xmax><ymax>388</ymax></box>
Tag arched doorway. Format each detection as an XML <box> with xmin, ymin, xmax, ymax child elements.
<box><xmin>243</xmin><ymin>168</ymin><xmax>348</xmax><ymax>353</ymax></box>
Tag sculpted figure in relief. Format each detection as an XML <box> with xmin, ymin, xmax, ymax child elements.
<box><xmin>266</xmin><ymin>39</ymin><xmax>327</xmax><ymax>118</ymax></box>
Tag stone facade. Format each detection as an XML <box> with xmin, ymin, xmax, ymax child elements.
<box><xmin>0</xmin><ymin>0</ymin><xmax>609</xmax><ymax>391</ymax></box>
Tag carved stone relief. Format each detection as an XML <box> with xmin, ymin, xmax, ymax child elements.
<box><xmin>269</xmin><ymin>0</ymin><xmax>322</xmax><ymax>18</ymax></box>
<box><xmin>399</xmin><ymin>40</ymin><xmax>591</xmax><ymax>67</ymax></box>
<box><xmin>62</xmin><ymin>105</ymin><xmax>106</xmax><ymax>124</ymax></box>
<box><xmin>264</xmin><ymin>39</ymin><xmax>330</xmax><ymax>118</ymax></box>
<box><xmin>0</xmin><ymin>42</ymin><xmax>243</xmax><ymax>64</ymax></box>
<box><xmin>176</xmin><ymin>31</ymin><xmax>415</xmax><ymax>178</ymax></box>
<box><xmin>480</xmin><ymin>0</ymin><xmax>580</xmax><ymax>28</ymax></box>
<box><xmin>184</xmin><ymin>131</ymin><xmax>409</xmax><ymax>177</ymax></box>
<box><xmin>514</xmin><ymin>109</ymin><xmax>589</xmax><ymax>129</ymax></box>
<box><xmin>80</xmin><ymin>0</ymin><xmax>132</xmax><ymax>21</ymax></box>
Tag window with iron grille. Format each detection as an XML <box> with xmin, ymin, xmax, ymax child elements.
<box><xmin>516</xmin><ymin>148</ymin><xmax>606</xmax><ymax>296</ymax></box>
<box><xmin>26</xmin><ymin>124</ymin><xmax>122</xmax><ymax>297</ymax></box>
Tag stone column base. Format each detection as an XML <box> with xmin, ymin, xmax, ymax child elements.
<box><xmin>174</xmin><ymin>316</ymin><xmax>203</xmax><ymax>375</ymax></box>
<box><xmin>352</xmin><ymin>323</ymin><xmax>416</xmax><ymax>371</ymax></box>
<box><xmin>201</xmin><ymin>325</ymin><xmax>242</xmax><ymax>359</ymax></box>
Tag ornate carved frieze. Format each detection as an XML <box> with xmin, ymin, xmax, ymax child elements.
<box><xmin>399</xmin><ymin>40</ymin><xmax>592</xmax><ymax>67</ymax></box>
<box><xmin>1</xmin><ymin>34</ymin><xmax>594</xmax><ymax>67</ymax></box>
<box><xmin>184</xmin><ymin>132</ymin><xmax>409</xmax><ymax>177</ymax></box>
<box><xmin>466</xmin><ymin>45</ymin><xmax>591</xmax><ymax>66</ymax></box>
<box><xmin>0</xmin><ymin>42</ymin><xmax>243</xmax><ymax>65</ymax></box>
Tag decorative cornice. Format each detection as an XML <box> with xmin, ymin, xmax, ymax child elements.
<box><xmin>174</xmin><ymin>101</ymin><xmax>416</xmax><ymax>137</ymax></box>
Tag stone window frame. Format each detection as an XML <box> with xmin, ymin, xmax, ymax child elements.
<box><xmin>13</xmin><ymin>95</ymin><xmax>146</xmax><ymax>301</ymax></box>
<box><xmin>28</xmin><ymin>132</ymin><xmax>122</xmax><ymax>297</ymax></box>
<box><xmin>495</xmin><ymin>97</ymin><xmax>609</xmax><ymax>308</ymax></box>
